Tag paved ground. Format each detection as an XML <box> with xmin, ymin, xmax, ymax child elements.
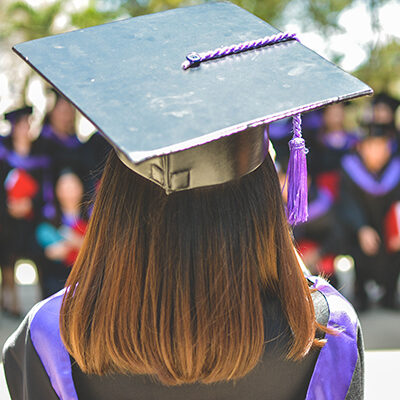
<box><xmin>0</xmin><ymin>279</ymin><xmax>399</xmax><ymax>398</ymax></box>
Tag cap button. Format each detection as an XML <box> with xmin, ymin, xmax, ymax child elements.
<box><xmin>186</xmin><ymin>52</ymin><xmax>201</xmax><ymax>67</ymax></box>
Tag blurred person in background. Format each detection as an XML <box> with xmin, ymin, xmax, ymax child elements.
<box><xmin>277</xmin><ymin>160</ymin><xmax>342</xmax><ymax>286</ymax></box>
<box><xmin>40</xmin><ymin>89</ymin><xmax>112</xmax><ymax>204</ymax></box>
<box><xmin>370</xmin><ymin>92</ymin><xmax>399</xmax><ymax>152</ymax></box>
<box><xmin>39</xmin><ymin>90</ymin><xmax>89</xmax><ymax>183</ymax></box>
<box><xmin>294</xmin><ymin>177</ymin><xmax>343</xmax><ymax>287</ymax></box>
<box><xmin>309</xmin><ymin>103</ymin><xmax>359</xmax><ymax>200</ymax></box>
<box><xmin>0</xmin><ymin>106</ymin><xmax>51</xmax><ymax>317</ymax></box>
<box><xmin>338</xmin><ymin>122</ymin><xmax>400</xmax><ymax>310</ymax></box>
<box><xmin>36</xmin><ymin>169</ymin><xmax>88</xmax><ymax>298</ymax></box>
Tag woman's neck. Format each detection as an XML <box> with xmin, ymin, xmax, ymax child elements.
<box><xmin>324</xmin><ymin>123</ymin><xmax>343</xmax><ymax>134</ymax></box>
<box><xmin>61</xmin><ymin>204</ymin><xmax>80</xmax><ymax>216</ymax></box>
<box><xmin>52</xmin><ymin>126</ymin><xmax>70</xmax><ymax>139</ymax></box>
<box><xmin>12</xmin><ymin>138</ymin><xmax>31</xmax><ymax>156</ymax></box>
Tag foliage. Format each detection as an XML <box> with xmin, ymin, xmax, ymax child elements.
<box><xmin>119</xmin><ymin>0</ymin><xmax>293</xmax><ymax>24</ymax></box>
<box><xmin>355</xmin><ymin>39</ymin><xmax>400</xmax><ymax>96</ymax></box>
<box><xmin>0</xmin><ymin>0</ymin><xmax>399</xmax><ymax>102</ymax></box>
<box><xmin>2</xmin><ymin>0</ymin><xmax>64</xmax><ymax>40</ymax></box>
<box><xmin>70</xmin><ymin>0</ymin><xmax>120</xmax><ymax>29</ymax></box>
<box><xmin>0</xmin><ymin>0</ymin><xmax>66</xmax><ymax>104</ymax></box>
<box><xmin>114</xmin><ymin>0</ymin><xmax>145</xmax><ymax>17</ymax></box>
<box><xmin>230</xmin><ymin>0</ymin><xmax>292</xmax><ymax>24</ymax></box>
<box><xmin>297</xmin><ymin>0</ymin><xmax>393</xmax><ymax>35</ymax></box>
<box><xmin>304</xmin><ymin>0</ymin><xmax>354</xmax><ymax>33</ymax></box>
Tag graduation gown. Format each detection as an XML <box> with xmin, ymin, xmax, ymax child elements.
<box><xmin>338</xmin><ymin>153</ymin><xmax>400</xmax><ymax>305</ymax></box>
<box><xmin>294</xmin><ymin>187</ymin><xmax>344</xmax><ymax>281</ymax></box>
<box><xmin>39</xmin><ymin>126</ymin><xmax>111</xmax><ymax>201</ymax></box>
<box><xmin>309</xmin><ymin>130</ymin><xmax>359</xmax><ymax>199</ymax></box>
<box><xmin>294</xmin><ymin>186</ymin><xmax>343</xmax><ymax>255</ymax></box>
<box><xmin>3</xmin><ymin>277</ymin><xmax>363</xmax><ymax>400</ymax></box>
<box><xmin>0</xmin><ymin>136</ymin><xmax>52</xmax><ymax>264</ymax></box>
<box><xmin>39</xmin><ymin>124</ymin><xmax>85</xmax><ymax>176</ymax></box>
<box><xmin>38</xmin><ymin>124</ymin><xmax>93</xmax><ymax>199</ymax></box>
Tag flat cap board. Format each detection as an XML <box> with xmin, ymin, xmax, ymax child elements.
<box><xmin>13</xmin><ymin>2</ymin><xmax>372</xmax><ymax>164</ymax></box>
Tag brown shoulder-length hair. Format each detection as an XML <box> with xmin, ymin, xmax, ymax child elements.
<box><xmin>60</xmin><ymin>149</ymin><xmax>322</xmax><ymax>385</ymax></box>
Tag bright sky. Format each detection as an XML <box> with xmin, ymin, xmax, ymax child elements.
<box><xmin>284</xmin><ymin>0</ymin><xmax>400</xmax><ymax>72</ymax></box>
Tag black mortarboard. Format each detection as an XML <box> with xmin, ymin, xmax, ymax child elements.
<box><xmin>12</xmin><ymin>2</ymin><xmax>372</xmax><ymax>221</ymax></box>
<box><xmin>4</xmin><ymin>106</ymin><xmax>33</xmax><ymax>125</ymax></box>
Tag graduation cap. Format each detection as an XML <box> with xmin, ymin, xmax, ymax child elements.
<box><xmin>4</xmin><ymin>106</ymin><xmax>33</xmax><ymax>125</ymax></box>
<box><xmin>12</xmin><ymin>2</ymin><xmax>372</xmax><ymax>224</ymax></box>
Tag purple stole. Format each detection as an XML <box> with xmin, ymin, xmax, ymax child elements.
<box><xmin>342</xmin><ymin>154</ymin><xmax>400</xmax><ymax>196</ymax></box>
<box><xmin>30</xmin><ymin>289</ymin><xmax>78</xmax><ymax>400</ymax></box>
<box><xmin>305</xmin><ymin>276</ymin><xmax>359</xmax><ymax>400</ymax></box>
<box><xmin>0</xmin><ymin>142</ymin><xmax>51</xmax><ymax>170</ymax></box>
<box><xmin>40</xmin><ymin>124</ymin><xmax>81</xmax><ymax>149</ymax></box>
<box><xmin>307</xmin><ymin>188</ymin><xmax>334</xmax><ymax>222</ymax></box>
<box><xmin>30</xmin><ymin>277</ymin><xmax>358</xmax><ymax>400</ymax></box>
<box><xmin>320</xmin><ymin>131</ymin><xmax>359</xmax><ymax>151</ymax></box>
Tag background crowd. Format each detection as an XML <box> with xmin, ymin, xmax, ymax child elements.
<box><xmin>1</xmin><ymin>90</ymin><xmax>400</xmax><ymax>318</ymax></box>
<box><xmin>0</xmin><ymin>91</ymin><xmax>111</xmax><ymax>317</ymax></box>
<box><xmin>0</xmin><ymin>0</ymin><xmax>399</xmax><ymax>318</ymax></box>
<box><xmin>272</xmin><ymin>93</ymin><xmax>400</xmax><ymax>311</ymax></box>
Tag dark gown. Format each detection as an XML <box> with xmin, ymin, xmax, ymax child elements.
<box><xmin>294</xmin><ymin>185</ymin><xmax>344</xmax><ymax>284</ymax></box>
<box><xmin>338</xmin><ymin>153</ymin><xmax>400</xmax><ymax>307</ymax></box>
<box><xmin>2</xmin><ymin>277</ymin><xmax>364</xmax><ymax>400</ymax></box>
<box><xmin>0</xmin><ymin>136</ymin><xmax>51</xmax><ymax>266</ymax></box>
<box><xmin>39</xmin><ymin>126</ymin><xmax>111</xmax><ymax>203</ymax></box>
<box><xmin>39</xmin><ymin>124</ymin><xmax>86</xmax><ymax>177</ymax></box>
<box><xmin>308</xmin><ymin>130</ymin><xmax>359</xmax><ymax>199</ymax></box>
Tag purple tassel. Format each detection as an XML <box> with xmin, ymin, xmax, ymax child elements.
<box><xmin>286</xmin><ymin>114</ymin><xmax>308</xmax><ymax>225</ymax></box>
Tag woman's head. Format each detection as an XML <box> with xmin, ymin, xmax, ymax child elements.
<box><xmin>12</xmin><ymin>114</ymin><xmax>31</xmax><ymax>144</ymax></box>
<box><xmin>372</xmin><ymin>93</ymin><xmax>399</xmax><ymax>125</ymax></box>
<box><xmin>322</xmin><ymin>103</ymin><xmax>345</xmax><ymax>132</ymax></box>
<box><xmin>357</xmin><ymin>136</ymin><xmax>391</xmax><ymax>173</ymax></box>
<box><xmin>5</xmin><ymin>106</ymin><xmax>33</xmax><ymax>145</ymax></box>
<box><xmin>61</xmin><ymin>149</ymin><xmax>318</xmax><ymax>385</ymax></box>
<box><xmin>48</xmin><ymin>96</ymin><xmax>76</xmax><ymax>136</ymax></box>
<box><xmin>55</xmin><ymin>171</ymin><xmax>84</xmax><ymax>211</ymax></box>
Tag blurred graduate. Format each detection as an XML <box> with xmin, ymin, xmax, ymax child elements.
<box><xmin>0</xmin><ymin>106</ymin><xmax>51</xmax><ymax>316</ymax></box>
<box><xmin>309</xmin><ymin>103</ymin><xmax>360</xmax><ymax>199</ymax></box>
<box><xmin>35</xmin><ymin>168</ymin><xmax>88</xmax><ymax>298</ymax></box>
<box><xmin>338</xmin><ymin>121</ymin><xmax>400</xmax><ymax>310</ymax></box>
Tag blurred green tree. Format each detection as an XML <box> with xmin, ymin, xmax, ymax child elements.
<box><xmin>355</xmin><ymin>39</ymin><xmax>400</xmax><ymax>97</ymax></box>
<box><xmin>70</xmin><ymin>0</ymin><xmax>120</xmax><ymax>29</ymax></box>
<box><xmin>0</xmin><ymin>0</ymin><xmax>398</xmax><ymax>103</ymax></box>
<box><xmin>0</xmin><ymin>0</ymin><xmax>64</xmax><ymax>102</ymax></box>
<box><xmin>1</xmin><ymin>0</ymin><xmax>63</xmax><ymax>40</ymax></box>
